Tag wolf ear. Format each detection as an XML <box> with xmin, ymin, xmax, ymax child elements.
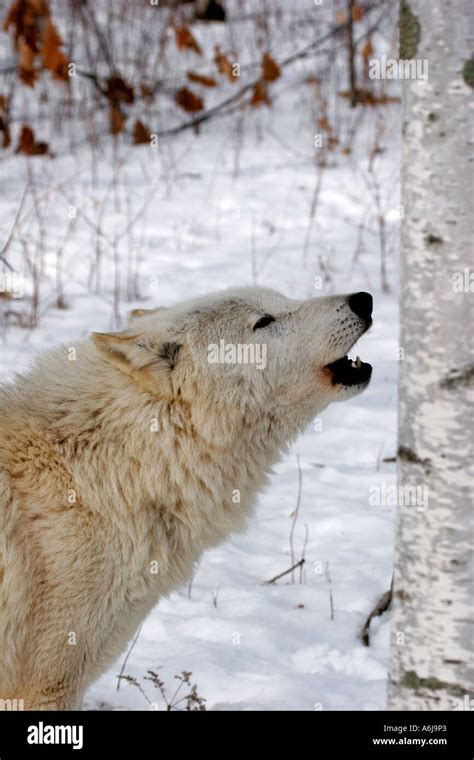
<box><xmin>91</xmin><ymin>331</ymin><xmax>142</xmax><ymax>375</ymax></box>
<box><xmin>126</xmin><ymin>307</ymin><xmax>165</xmax><ymax>326</ymax></box>
<box><xmin>91</xmin><ymin>331</ymin><xmax>181</xmax><ymax>394</ymax></box>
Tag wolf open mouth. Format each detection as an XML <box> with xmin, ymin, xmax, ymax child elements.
<box><xmin>325</xmin><ymin>355</ymin><xmax>372</xmax><ymax>386</ymax></box>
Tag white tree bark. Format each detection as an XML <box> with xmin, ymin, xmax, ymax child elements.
<box><xmin>388</xmin><ymin>0</ymin><xmax>474</xmax><ymax>709</ymax></box>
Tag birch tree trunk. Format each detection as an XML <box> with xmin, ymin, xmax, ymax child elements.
<box><xmin>388</xmin><ymin>0</ymin><xmax>474</xmax><ymax>710</ymax></box>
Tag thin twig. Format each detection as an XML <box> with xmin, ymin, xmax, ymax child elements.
<box><xmin>299</xmin><ymin>524</ymin><xmax>309</xmax><ymax>584</ymax></box>
<box><xmin>264</xmin><ymin>558</ymin><xmax>305</xmax><ymax>585</ymax></box>
<box><xmin>325</xmin><ymin>561</ymin><xmax>335</xmax><ymax>621</ymax></box>
<box><xmin>302</xmin><ymin>166</ymin><xmax>324</xmax><ymax>262</ymax></box>
<box><xmin>187</xmin><ymin>560</ymin><xmax>200</xmax><ymax>600</ymax></box>
<box><xmin>80</xmin><ymin>2</ymin><xmax>115</xmax><ymax>71</ymax></box>
<box><xmin>347</xmin><ymin>0</ymin><xmax>358</xmax><ymax>107</ymax></box>
<box><xmin>289</xmin><ymin>454</ymin><xmax>303</xmax><ymax>583</ymax></box>
<box><xmin>116</xmin><ymin>624</ymin><xmax>143</xmax><ymax>691</ymax></box>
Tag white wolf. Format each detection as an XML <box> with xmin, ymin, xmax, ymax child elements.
<box><xmin>0</xmin><ymin>286</ymin><xmax>373</xmax><ymax>709</ymax></box>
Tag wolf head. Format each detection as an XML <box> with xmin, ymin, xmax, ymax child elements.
<box><xmin>92</xmin><ymin>287</ymin><xmax>372</xmax><ymax>441</ymax></box>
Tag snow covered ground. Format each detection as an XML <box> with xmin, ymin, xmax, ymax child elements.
<box><xmin>0</xmin><ymin>2</ymin><xmax>401</xmax><ymax>711</ymax></box>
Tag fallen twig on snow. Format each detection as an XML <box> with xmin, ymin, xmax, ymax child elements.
<box><xmin>264</xmin><ymin>558</ymin><xmax>305</xmax><ymax>585</ymax></box>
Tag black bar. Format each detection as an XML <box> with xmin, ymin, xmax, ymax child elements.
<box><xmin>0</xmin><ymin>710</ymin><xmax>471</xmax><ymax>757</ymax></box>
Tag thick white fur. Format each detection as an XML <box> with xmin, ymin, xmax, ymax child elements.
<box><xmin>0</xmin><ymin>287</ymin><xmax>370</xmax><ymax>709</ymax></box>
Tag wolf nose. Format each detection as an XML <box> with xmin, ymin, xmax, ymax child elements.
<box><xmin>348</xmin><ymin>292</ymin><xmax>373</xmax><ymax>321</ymax></box>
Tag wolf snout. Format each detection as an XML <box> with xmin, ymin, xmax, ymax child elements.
<box><xmin>348</xmin><ymin>292</ymin><xmax>373</xmax><ymax>324</ymax></box>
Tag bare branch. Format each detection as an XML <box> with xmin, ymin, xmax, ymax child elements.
<box><xmin>0</xmin><ymin>183</ymin><xmax>29</xmax><ymax>270</ymax></box>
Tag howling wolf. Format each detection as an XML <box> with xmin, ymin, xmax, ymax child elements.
<box><xmin>0</xmin><ymin>287</ymin><xmax>372</xmax><ymax>709</ymax></box>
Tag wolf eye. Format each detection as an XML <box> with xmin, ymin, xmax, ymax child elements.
<box><xmin>253</xmin><ymin>314</ymin><xmax>275</xmax><ymax>330</ymax></box>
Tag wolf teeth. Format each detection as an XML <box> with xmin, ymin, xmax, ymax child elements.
<box><xmin>351</xmin><ymin>356</ymin><xmax>362</xmax><ymax>369</ymax></box>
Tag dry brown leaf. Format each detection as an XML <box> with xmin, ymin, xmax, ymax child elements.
<box><xmin>106</xmin><ymin>76</ymin><xmax>134</xmax><ymax>105</ymax></box>
<box><xmin>140</xmin><ymin>83</ymin><xmax>154</xmax><ymax>101</ymax></box>
<box><xmin>133</xmin><ymin>119</ymin><xmax>150</xmax><ymax>144</ymax></box>
<box><xmin>18</xmin><ymin>38</ymin><xmax>37</xmax><ymax>86</ymax></box>
<box><xmin>175</xmin><ymin>25</ymin><xmax>202</xmax><ymax>55</ymax></box>
<box><xmin>18</xmin><ymin>124</ymin><xmax>35</xmax><ymax>152</ymax></box>
<box><xmin>262</xmin><ymin>52</ymin><xmax>280</xmax><ymax>82</ymax></box>
<box><xmin>0</xmin><ymin>115</ymin><xmax>11</xmax><ymax>148</ymax></box>
<box><xmin>29</xmin><ymin>0</ymin><xmax>47</xmax><ymax>11</ymax></box>
<box><xmin>110</xmin><ymin>106</ymin><xmax>125</xmax><ymax>135</ymax></box>
<box><xmin>40</xmin><ymin>18</ymin><xmax>68</xmax><ymax>80</ymax></box>
<box><xmin>214</xmin><ymin>46</ymin><xmax>236</xmax><ymax>83</ymax></box>
<box><xmin>4</xmin><ymin>0</ymin><xmax>49</xmax><ymax>49</ymax></box>
<box><xmin>187</xmin><ymin>71</ymin><xmax>217</xmax><ymax>88</ymax></box>
<box><xmin>175</xmin><ymin>87</ymin><xmax>204</xmax><ymax>113</ymax></box>
<box><xmin>250</xmin><ymin>81</ymin><xmax>270</xmax><ymax>108</ymax></box>
<box><xmin>361</xmin><ymin>37</ymin><xmax>374</xmax><ymax>76</ymax></box>
<box><xmin>318</xmin><ymin>115</ymin><xmax>331</xmax><ymax>132</ymax></box>
<box><xmin>352</xmin><ymin>4</ymin><xmax>364</xmax><ymax>22</ymax></box>
<box><xmin>361</xmin><ymin>39</ymin><xmax>374</xmax><ymax>60</ymax></box>
<box><xmin>16</xmin><ymin>124</ymin><xmax>48</xmax><ymax>154</ymax></box>
<box><xmin>4</xmin><ymin>1</ymin><xmax>70</xmax><ymax>87</ymax></box>
<box><xmin>335</xmin><ymin>9</ymin><xmax>347</xmax><ymax>25</ymax></box>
